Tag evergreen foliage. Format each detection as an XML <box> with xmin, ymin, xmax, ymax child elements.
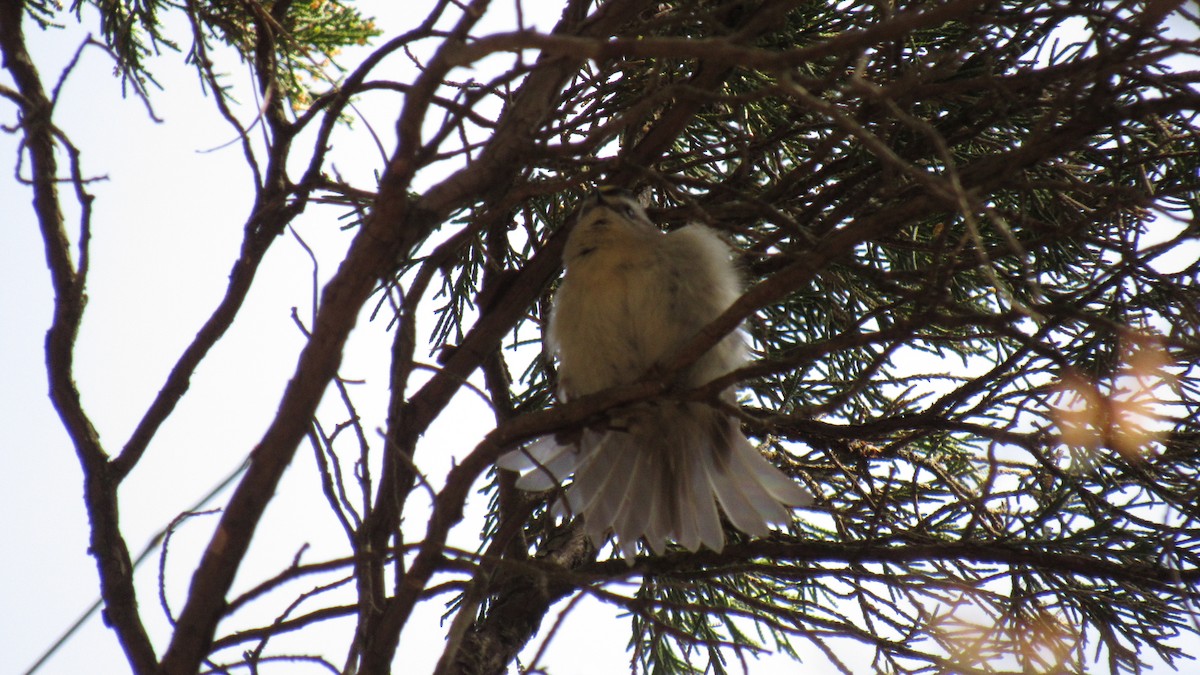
<box><xmin>5</xmin><ymin>0</ymin><xmax>1198</xmax><ymax>673</ymax></box>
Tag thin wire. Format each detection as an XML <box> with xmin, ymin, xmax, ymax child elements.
<box><xmin>23</xmin><ymin>459</ymin><xmax>249</xmax><ymax>675</ymax></box>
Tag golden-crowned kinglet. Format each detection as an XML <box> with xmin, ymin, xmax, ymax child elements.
<box><xmin>499</xmin><ymin>187</ymin><xmax>812</xmax><ymax>558</ymax></box>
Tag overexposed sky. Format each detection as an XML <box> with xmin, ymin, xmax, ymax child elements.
<box><xmin>0</xmin><ymin>3</ymin><xmax>638</xmax><ymax>673</ymax></box>
<box><xmin>3</xmin><ymin>3</ymin><xmax>1196</xmax><ymax>674</ymax></box>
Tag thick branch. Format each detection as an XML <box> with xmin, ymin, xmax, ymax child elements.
<box><xmin>587</xmin><ymin>539</ymin><xmax>1200</xmax><ymax>588</ymax></box>
<box><xmin>0</xmin><ymin>4</ymin><xmax>157</xmax><ymax>672</ymax></box>
<box><xmin>356</xmin><ymin>2</ymin><xmax>662</xmax><ymax>669</ymax></box>
<box><xmin>156</xmin><ymin>179</ymin><xmax>416</xmax><ymax>674</ymax></box>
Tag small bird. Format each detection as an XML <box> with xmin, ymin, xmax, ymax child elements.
<box><xmin>499</xmin><ymin>187</ymin><xmax>812</xmax><ymax>559</ymax></box>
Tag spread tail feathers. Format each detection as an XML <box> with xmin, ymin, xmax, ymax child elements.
<box><xmin>497</xmin><ymin>402</ymin><xmax>812</xmax><ymax>559</ymax></box>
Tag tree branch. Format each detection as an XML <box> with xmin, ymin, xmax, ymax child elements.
<box><xmin>0</xmin><ymin>4</ymin><xmax>157</xmax><ymax>671</ymax></box>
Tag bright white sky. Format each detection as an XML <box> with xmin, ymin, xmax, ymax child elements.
<box><xmin>0</xmin><ymin>2</ymin><xmax>640</xmax><ymax>673</ymax></box>
<box><xmin>2</xmin><ymin>3</ymin><xmax>1196</xmax><ymax>674</ymax></box>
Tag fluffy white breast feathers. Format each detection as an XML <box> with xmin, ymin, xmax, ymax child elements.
<box><xmin>498</xmin><ymin>187</ymin><xmax>812</xmax><ymax>559</ymax></box>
